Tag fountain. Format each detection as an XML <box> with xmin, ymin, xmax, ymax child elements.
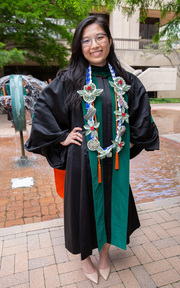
<box><xmin>0</xmin><ymin>74</ymin><xmax>47</xmax><ymax>166</ymax></box>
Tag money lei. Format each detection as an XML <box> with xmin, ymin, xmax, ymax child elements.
<box><xmin>77</xmin><ymin>63</ymin><xmax>131</xmax><ymax>159</ymax></box>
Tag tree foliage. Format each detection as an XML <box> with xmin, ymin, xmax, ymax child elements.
<box><xmin>0</xmin><ymin>42</ymin><xmax>26</xmax><ymax>68</ymax></box>
<box><xmin>123</xmin><ymin>0</ymin><xmax>180</xmax><ymax>50</ymax></box>
<box><xmin>0</xmin><ymin>0</ymin><xmax>77</xmax><ymax>68</ymax></box>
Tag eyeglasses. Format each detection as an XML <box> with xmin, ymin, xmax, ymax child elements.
<box><xmin>81</xmin><ymin>33</ymin><xmax>108</xmax><ymax>47</ymax></box>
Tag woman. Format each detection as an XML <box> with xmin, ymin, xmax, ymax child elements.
<box><xmin>25</xmin><ymin>15</ymin><xmax>159</xmax><ymax>284</ymax></box>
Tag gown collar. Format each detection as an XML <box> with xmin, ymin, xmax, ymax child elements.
<box><xmin>91</xmin><ymin>64</ymin><xmax>111</xmax><ymax>78</ymax></box>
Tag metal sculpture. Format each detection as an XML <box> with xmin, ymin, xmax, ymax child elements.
<box><xmin>0</xmin><ymin>74</ymin><xmax>47</xmax><ymax>165</ymax></box>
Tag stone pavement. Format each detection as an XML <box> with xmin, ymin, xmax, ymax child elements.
<box><xmin>0</xmin><ymin>196</ymin><xmax>180</xmax><ymax>288</ymax></box>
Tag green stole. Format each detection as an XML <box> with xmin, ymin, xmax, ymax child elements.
<box><xmin>82</xmin><ymin>65</ymin><xmax>130</xmax><ymax>252</ymax></box>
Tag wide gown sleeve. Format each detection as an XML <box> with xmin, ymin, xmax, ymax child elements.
<box><xmin>127</xmin><ymin>73</ymin><xmax>159</xmax><ymax>159</ymax></box>
<box><xmin>25</xmin><ymin>77</ymin><xmax>70</xmax><ymax>169</ymax></box>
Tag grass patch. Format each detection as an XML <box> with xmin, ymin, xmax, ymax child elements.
<box><xmin>149</xmin><ymin>98</ymin><xmax>180</xmax><ymax>104</ymax></box>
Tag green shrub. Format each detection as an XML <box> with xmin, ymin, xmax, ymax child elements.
<box><xmin>149</xmin><ymin>98</ymin><xmax>180</xmax><ymax>104</ymax></box>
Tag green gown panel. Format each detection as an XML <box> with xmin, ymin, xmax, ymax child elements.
<box><xmin>82</xmin><ymin>65</ymin><xmax>130</xmax><ymax>251</ymax></box>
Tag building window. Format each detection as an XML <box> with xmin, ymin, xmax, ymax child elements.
<box><xmin>148</xmin><ymin>91</ymin><xmax>157</xmax><ymax>99</ymax></box>
<box><xmin>139</xmin><ymin>17</ymin><xmax>159</xmax><ymax>48</ymax></box>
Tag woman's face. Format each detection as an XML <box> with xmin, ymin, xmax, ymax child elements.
<box><xmin>81</xmin><ymin>23</ymin><xmax>111</xmax><ymax>67</ymax></box>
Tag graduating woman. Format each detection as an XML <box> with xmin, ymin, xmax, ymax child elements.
<box><xmin>25</xmin><ymin>15</ymin><xmax>159</xmax><ymax>284</ymax></box>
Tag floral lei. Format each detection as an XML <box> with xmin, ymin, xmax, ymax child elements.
<box><xmin>77</xmin><ymin>63</ymin><xmax>131</xmax><ymax>160</ymax></box>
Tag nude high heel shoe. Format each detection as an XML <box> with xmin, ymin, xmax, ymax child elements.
<box><xmin>81</xmin><ymin>256</ymin><xmax>98</xmax><ymax>284</ymax></box>
<box><xmin>99</xmin><ymin>243</ymin><xmax>111</xmax><ymax>280</ymax></box>
<box><xmin>84</xmin><ymin>270</ymin><xmax>98</xmax><ymax>284</ymax></box>
<box><xmin>99</xmin><ymin>266</ymin><xmax>110</xmax><ymax>281</ymax></box>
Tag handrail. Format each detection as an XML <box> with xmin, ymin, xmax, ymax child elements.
<box><xmin>113</xmin><ymin>38</ymin><xmax>161</xmax><ymax>50</ymax></box>
<box><xmin>113</xmin><ymin>38</ymin><xmax>180</xmax><ymax>50</ymax></box>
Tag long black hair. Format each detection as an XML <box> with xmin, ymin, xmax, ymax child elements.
<box><xmin>58</xmin><ymin>15</ymin><xmax>128</xmax><ymax>109</ymax></box>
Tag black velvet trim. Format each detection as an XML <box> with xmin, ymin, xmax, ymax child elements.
<box><xmin>97</xmin><ymin>76</ymin><xmax>113</xmax><ymax>243</ymax></box>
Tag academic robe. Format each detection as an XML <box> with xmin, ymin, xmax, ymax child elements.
<box><xmin>25</xmin><ymin>64</ymin><xmax>159</xmax><ymax>260</ymax></box>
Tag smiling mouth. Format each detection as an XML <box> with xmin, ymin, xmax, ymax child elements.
<box><xmin>90</xmin><ymin>50</ymin><xmax>102</xmax><ymax>55</ymax></box>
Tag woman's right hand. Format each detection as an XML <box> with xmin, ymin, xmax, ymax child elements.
<box><xmin>60</xmin><ymin>127</ymin><xmax>83</xmax><ymax>146</ymax></box>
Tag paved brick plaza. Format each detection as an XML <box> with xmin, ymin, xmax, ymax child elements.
<box><xmin>0</xmin><ymin>197</ymin><xmax>180</xmax><ymax>287</ymax></box>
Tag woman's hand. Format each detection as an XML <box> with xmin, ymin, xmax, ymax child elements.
<box><xmin>60</xmin><ymin>127</ymin><xmax>83</xmax><ymax>146</ymax></box>
<box><xmin>130</xmin><ymin>142</ymin><xmax>134</xmax><ymax>148</ymax></box>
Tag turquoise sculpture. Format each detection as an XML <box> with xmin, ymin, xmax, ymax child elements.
<box><xmin>10</xmin><ymin>75</ymin><xmax>26</xmax><ymax>132</ymax></box>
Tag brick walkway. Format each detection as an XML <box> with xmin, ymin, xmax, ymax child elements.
<box><xmin>0</xmin><ymin>197</ymin><xmax>180</xmax><ymax>288</ymax></box>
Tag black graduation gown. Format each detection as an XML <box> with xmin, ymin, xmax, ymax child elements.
<box><xmin>25</xmin><ymin>67</ymin><xmax>159</xmax><ymax>260</ymax></box>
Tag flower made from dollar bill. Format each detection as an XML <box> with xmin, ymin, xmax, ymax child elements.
<box><xmin>109</xmin><ymin>77</ymin><xmax>131</xmax><ymax>96</ymax></box>
<box><xmin>84</xmin><ymin>120</ymin><xmax>100</xmax><ymax>138</ymax></box>
<box><xmin>112</xmin><ymin>137</ymin><xmax>125</xmax><ymax>154</ymax></box>
<box><xmin>114</xmin><ymin>107</ymin><xmax>129</xmax><ymax>123</ymax></box>
<box><xmin>97</xmin><ymin>146</ymin><xmax>112</xmax><ymax>159</ymax></box>
<box><xmin>77</xmin><ymin>83</ymin><xmax>103</xmax><ymax>103</ymax></box>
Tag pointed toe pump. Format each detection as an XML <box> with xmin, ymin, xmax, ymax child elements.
<box><xmin>99</xmin><ymin>266</ymin><xmax>110</xmax><ymax>281</ymax></box>
<box><xmin>84</xmin><ymin>270</ymin><xmax>98</xmax><ymax>284</ymax></box>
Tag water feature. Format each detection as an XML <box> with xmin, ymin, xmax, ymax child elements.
<box><xmin>130</xmin><ymin>138</ymin><xmax>180</xmax><ymax>203</ymax></box>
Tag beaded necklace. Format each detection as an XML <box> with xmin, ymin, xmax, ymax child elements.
<box><xmin>77</xmin><ymin>63</ymin><xmax>131</xmax><ymax>162</ymax></box>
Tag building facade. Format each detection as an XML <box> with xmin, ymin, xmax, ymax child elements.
<box><xmin>109</xmin><ymin>6</ymin><xmax>179</xmax><ymax>98</ymax></box>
